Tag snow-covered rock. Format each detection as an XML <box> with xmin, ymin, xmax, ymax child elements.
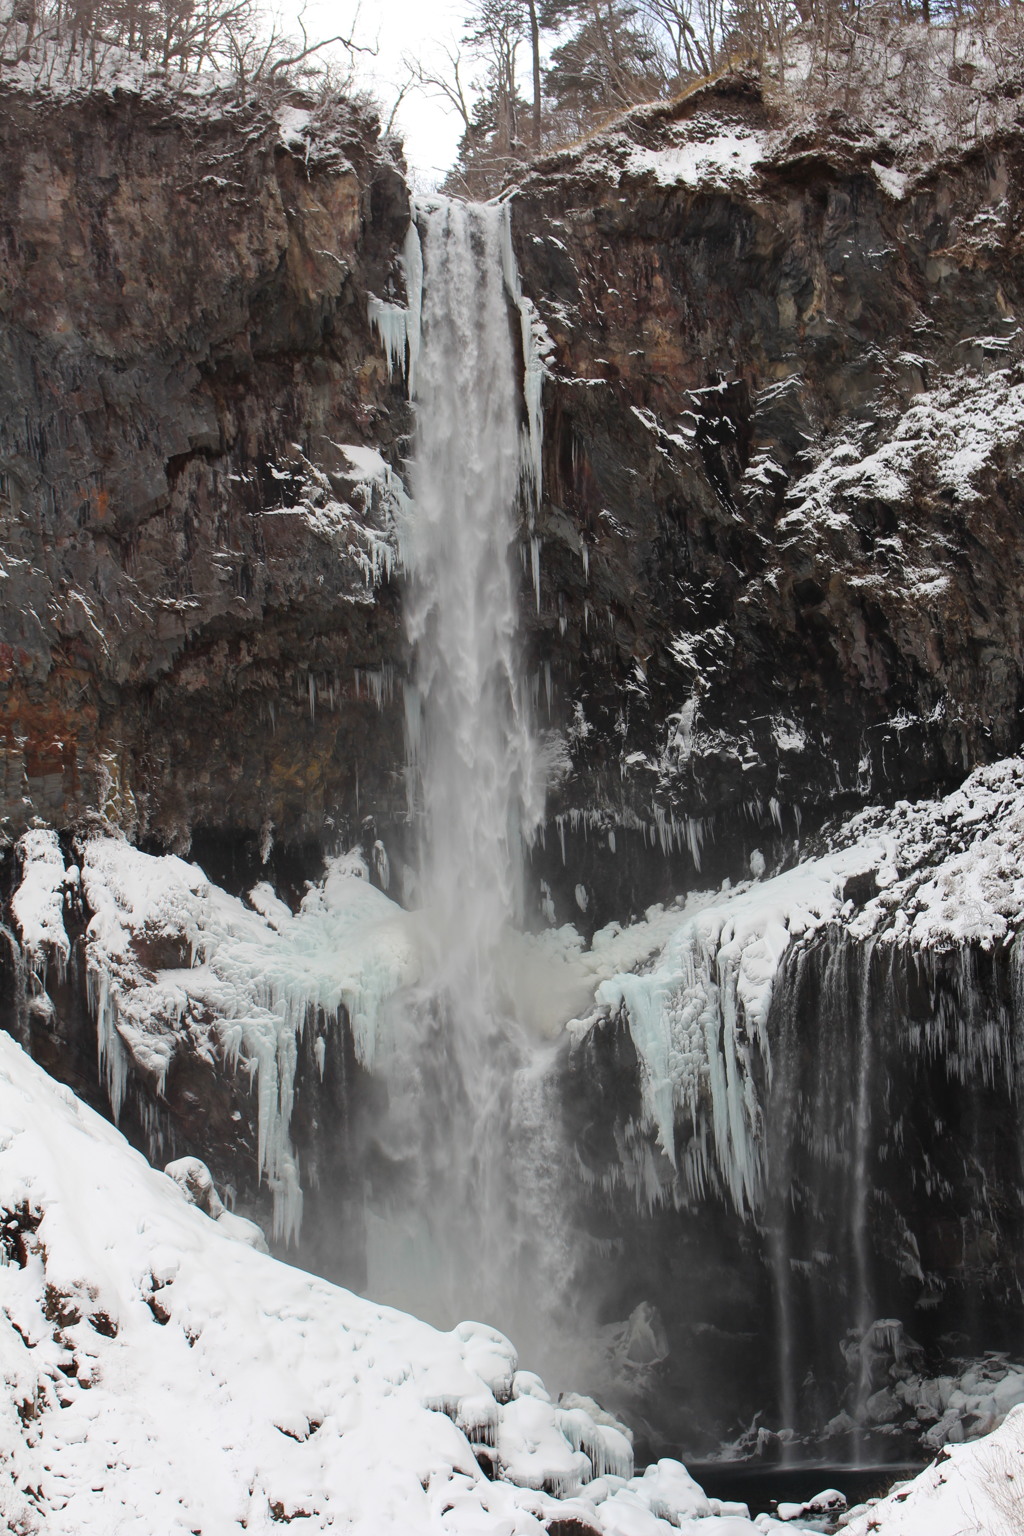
<box><xmin>77</xmin><ymin>833</ymin><xmax>418</xmax><ymax>1242</ymax></box>
<box><xmin>577</xmin><ymin>753</ymin><xmax>1024</xmax><ymax>1214</ymax></box>
<box><xmin>12</xmin><ymin>828</ymin><xmax>70</xmax><ymax>981</ymax></box>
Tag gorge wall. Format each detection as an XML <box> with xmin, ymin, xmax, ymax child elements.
<box><xmin>0</xmin><ymin>77</ymin><xmax>410</xmax><ymax>855</ymax></box>
<box><xmin>4</xmin><ymin>61</ymin><xmax>1024</xmax><ymax>1466</ymax></box>
<box><xmin>5</xmin><ymin>70</ymin><xmax>1024</xmax><ymax>900</ymax></box>
<box><xmin>513</xmin><ymin>73</ymin><xmax>1024</xmax><ymax>929</ymax></box>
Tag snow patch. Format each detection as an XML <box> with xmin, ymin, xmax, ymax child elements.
<box><xmin>12</xmin><ymin>829</ymin><xmax>69</xmax><ymax>982</ymax></box>
<box><xmin>626</xmin><ymin>130</ymin><xmax>764</xmax><ymax>187</ymax></box>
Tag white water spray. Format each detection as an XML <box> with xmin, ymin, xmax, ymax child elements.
<box><xmin>363</xmin><ymin>197</ymin><xmax>570</xmax><ymax>1345</ymax></box>
<box><xmin>402</xmin><ymin>198</ymin><xmax>543</xmax><ymax>1016</ymax></box>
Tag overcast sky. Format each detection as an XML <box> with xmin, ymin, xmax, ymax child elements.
<box><xmin>287</xmin><ymin>0</ymin><xmax>471</xmax><ymax>182</ymax></box>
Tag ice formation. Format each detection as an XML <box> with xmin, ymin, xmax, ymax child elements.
<box><xmin>576</xmin><ymin>754</ymin><xmax>1024</xmax><ymax>1215</ymax></box>
<box><xmin>17</xmin><ymin>750</ymin><xmax>1024</xmax><ymax>1360</ymax></box>
<box><xmin>11</xmin><ymin>828</ymin><xmax>70</xmax><ymax>984</ymax></box>
<box><xmin>74</xmin><ymin>835</ymin><xmax>418</xmax><ymax>1243</ymax></box>
<box><xmin>367</xmin><ymin>218</ymin><xmax>423</xmax><ymax>388</ymax></box>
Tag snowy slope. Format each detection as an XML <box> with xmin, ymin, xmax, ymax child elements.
<box><xmin>0</xmin><ymin>1028</ymin><xmax>774</xmax><ymax>1536</ymax></box>
<box><xmin>839</xmin><ymin>1406</ymin><xmax>1024</xmax><ymax>1534</ymax></box>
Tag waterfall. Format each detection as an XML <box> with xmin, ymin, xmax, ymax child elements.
<box><xmin>361</xmin><ymin>196</ymin><xmax>563</xmax><ymax>1353</ymax></box>
<box><xmin>402</xmin><ymin>197</ymin><xmax>543</xmax><ymax>1016</ymax></box>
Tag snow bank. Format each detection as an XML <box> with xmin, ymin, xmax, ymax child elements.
<box><xmin>0</xmin><ymin>1028</ymin><xmax>770</xmax><ymax>1533</ymax></box>
<box><xmin>626</xmin><ymin>129</ymin><xmax>764</xmax><ymax>188</ymax></box>
<box><xmin>557</xmin><ymin>108</ymin><xmax>768</xmax><ymax>195</ymax></box>
<box><xmin>839</xmin><ymin>1404</ymin><xmax>1024</xmax><ymax>1534</ymax></box>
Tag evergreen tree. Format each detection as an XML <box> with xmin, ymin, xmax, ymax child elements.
<box><xmin>542</xmin><ymin>0</ymin><xmax>666</xmax><ymax>127</ymax></box>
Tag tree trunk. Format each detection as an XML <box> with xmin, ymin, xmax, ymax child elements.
<box><xmin>527</xmin><ymin>0</ymin><xmax>542</xmax><ymax>147</ymax></box>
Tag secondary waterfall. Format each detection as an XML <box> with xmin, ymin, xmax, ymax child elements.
<box><xmin>363</xmin><ymin>197</ymin><xmax>560</xmax><ymax>1351</ymax></box>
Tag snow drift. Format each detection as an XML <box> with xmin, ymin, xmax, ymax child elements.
<box><xmin>0</xmin><ymin>1025</ymin><xmax>775</xmax><ymax>1535</ymax></box>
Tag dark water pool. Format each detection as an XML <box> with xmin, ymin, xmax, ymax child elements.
<box><xmin>683</xmin><ymin>1461</ymin><xmax>926</xmax><ymax>1518</ymax></box>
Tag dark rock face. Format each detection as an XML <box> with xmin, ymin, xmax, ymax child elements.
<box><xmin>513</xmin><ymin>76</ymin><xmax>1024</xmax><ymax>926</ymax></box>
<box><xmin>6</xmin><ymin>72</ymin><xmax>1024</xmax><ymax>901</ymax></box>
<box><xmin>561</xmin><ymin>931</ymin><xmax>1024</xmax><ymax>1459</ymax></box>
<box><xmin>0</xmin><ymin>81</ymin><xmax>410</xmax><ymax>852</ymax></box>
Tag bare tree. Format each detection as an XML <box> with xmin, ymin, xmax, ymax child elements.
<box><xmin>639</xmin><ymin>0</ymin><xmax>721</xmax><ymax>77</ymax></box>
<box><xmin>404</xmin><ymin>41</ymin><xmax>476</xmax><ymax>138</ymax></box>
<box><xmin>1</xmin><ymin>0</ymin><xmax>370</xmax><ymax>86</ymax></box>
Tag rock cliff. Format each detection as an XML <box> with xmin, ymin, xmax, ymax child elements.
<box><xmin>0</xmin><ymin>75</ymin><xmax>410</xmax><ymax>855</ymax></box>
<box><xmin>513</xmin><ymin>72</ymin><xmax>1024</xmax><ymax>928</ymax></box>
<box><xmin>5</xmin><ymin>60</ymin><xmax>1024</xmax><ymax>1469</ymax></box>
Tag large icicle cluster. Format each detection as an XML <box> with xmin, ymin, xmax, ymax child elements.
<box><xmin>10</xmin><ymin>832</ymin><xmax>419</xmax><ymax>1244</ymax></box>
<box><xmin>0</xmin><ymin>1029</ymin><xmax>779</xmax><ymax>1535</ymax></box>
<box><xmin>578</xmin><ymin>754</ymin><xmax>1024</xmax><ymax>1216</ymax></box>
<box><xmin>85</xmin><ymin>838</ymin><xmax>419</xmax><ymax>1242</ymax></box>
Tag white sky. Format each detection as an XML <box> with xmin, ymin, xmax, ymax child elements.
<box><xmin>286</xmin><ymin>0</ymin><xmax>473</xmax><ymax>182</ymax></box>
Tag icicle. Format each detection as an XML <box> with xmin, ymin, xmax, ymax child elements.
<box><xmin>367</xmin><ymin>296</ymin><xmax>409</xmax><ymax>380</ymax></box>
<box><xmin>366</xmin><ymin>203</ymin><xmax>425</xmax><ymax>388</ymax></box>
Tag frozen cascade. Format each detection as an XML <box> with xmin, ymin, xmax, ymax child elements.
<box><xmin>578</xmin><ymin>757</ymin><xmax>1024</xmax><ymax>1448</ymax></box>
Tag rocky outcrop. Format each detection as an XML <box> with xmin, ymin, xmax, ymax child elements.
<box><xmin>513</xmin><ymin>73</ymin><xmax>1024</xmax><ymax>925</ymax></box>
<box><xmin>0</xmin><ymin>76</ymin><xmax>410</xmax><ymax>853</ymax></box>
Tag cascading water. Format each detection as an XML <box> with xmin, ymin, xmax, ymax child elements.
<box><xmin>362</xmin><ymin>196</ymin><xmax>566</xmax><ymax>1357</ymax></box>
<box><xmin>401</xmin><ymin>197</ymin><xmax>542</xmax><ymax>1009</ymax></box>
